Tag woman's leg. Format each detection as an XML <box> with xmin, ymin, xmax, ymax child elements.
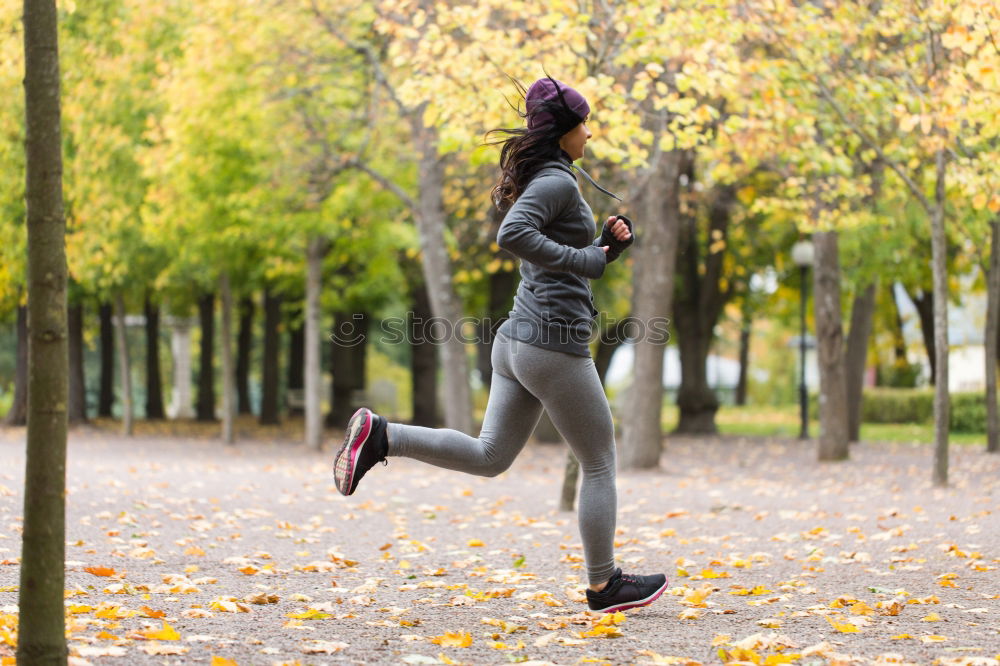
<box><xmin>387</xmin><ymin>334</ymin><xmax>544</xmax><ymax>477</ymax></box>
<box><xmin>505</xmin><ymin>339</ymin><xmax>618</xmax><ymax>586</ymax></box>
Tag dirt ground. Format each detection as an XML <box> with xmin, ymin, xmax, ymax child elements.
<box><xmin>1</xmin><ymin>424</ymin><xmax>998</xmax><ymax>665</ymax></box>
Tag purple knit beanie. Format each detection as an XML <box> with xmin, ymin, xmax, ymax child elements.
<box><xmin>525</xmin><ymin>77</ymin><xmax>590</xmax><ymax>130</ymax></box>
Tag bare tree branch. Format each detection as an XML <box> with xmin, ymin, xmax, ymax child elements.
<box><xmin>348</xmin><ymin>159</ymin><xmax>417</xmax><ymax>211</ymax></box>
<box><xmin>309</xmin><ymin>0</ymin><xmax>409</xmax><ymax>116</ymax></box>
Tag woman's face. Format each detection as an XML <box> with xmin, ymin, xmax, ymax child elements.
<box><xmin>559</xmin><ymin>119</ymin><xmax>592</xmax><ymax>161</ymax></box>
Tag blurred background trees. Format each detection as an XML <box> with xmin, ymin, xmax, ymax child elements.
<box><xmin>2</xmin><ymin>0</ymin><xmax>999</xmax><ymax>486</ymax></box>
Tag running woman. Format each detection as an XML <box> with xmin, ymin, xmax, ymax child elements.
<box><xmin>334</xmin><ymin>76</ymin><xmax>668</xmax><ymax>613</ymax></box>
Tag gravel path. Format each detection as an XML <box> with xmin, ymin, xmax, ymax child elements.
<box><xmin>1</xmin><ymin>424</ymin><xmax>998</xmax><ymax>665</ymax></box>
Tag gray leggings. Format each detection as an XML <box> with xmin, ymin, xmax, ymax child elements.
<box><xmin>387</xmin><ymin>332</ymin><xmax>617</xmax><ymax>584</ymax></box>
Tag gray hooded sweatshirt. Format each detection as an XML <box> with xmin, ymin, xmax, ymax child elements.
<box><xmin>495</xmin><ymin>157</ymin><xmax>626</xmax><ymax>357</ymax></box>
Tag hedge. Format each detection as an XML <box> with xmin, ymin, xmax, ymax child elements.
<box><xmin>809</xmin><ymin>388</ymin><xmax>996</xmax><ymax>433</ymax></box>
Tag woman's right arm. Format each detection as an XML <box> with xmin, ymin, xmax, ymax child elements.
<box><xmin>496</xmin><ymin>173</ymin><xmax>607</xmax><ymax>279</ymax></box>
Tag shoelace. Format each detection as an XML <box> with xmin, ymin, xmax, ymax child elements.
<box><xmin>620</xmin><ymin>573</ymin><xmax>641</xmax><ymax>585</ymax></box>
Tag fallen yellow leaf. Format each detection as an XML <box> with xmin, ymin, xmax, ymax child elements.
<box><xmin>431</xmin><ymin>632</ymin><xmax>473</xmax><ymax>647</ymax></box>
<box><xmin>921</xmin><ymin>613</ymin><xmax>942</xmax><ymax>622</ymax></box>
<box><xmin>141</xmin><ymin>621</ymin><xmax>181</xmax><ymax>641</ymax></box>
<box><xmin>140</xmin><ymin>605</ymin><xmax>166</xmax><ymax>619</ymax></box>
<box><xmin>84</xmin><ymin>566</ymin><xmax>117</xmax><ymax>577</ymax></box>
<box><xmin>467</xmin><ymin>539</ymin><xmax>485</xmax><ymax>547</ymax></box>
<box><xmin>285</xmin><ymin>609</ymin><xmax>332</xmax><ymax>620</ymax></box>
<box><xmin>210</xmin><ymin>657</ymin><xmax>238</xmax><ymax>666</ymax></box>
<box><xmin>580</xmin><ymin>625</ymin><xmax>622</xmax><ymax>638</ymax></box>
<box><xmin>824</xmin><ymin>616</ymin><xmax>860</xmax><ymax>633</ymax></box>
<box><xmin>595</xmin><ymin>611</ymin><xmax>626</xmax><ymax>626</ymax></box>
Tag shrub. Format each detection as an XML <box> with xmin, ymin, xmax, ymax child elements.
<box><xmin>861</xmin><ymin>388</ymin><xmax>934</xmax><ymax>424</ymax></box>
<box><xmin>949</xmin><ymin>392</ymin><xmax>989</xmax><ymax>434</ymax></box>
<box><xmin>853</xmin><ymin>388</ymin><xmax>994</xmax><ymax>433</ymax></box>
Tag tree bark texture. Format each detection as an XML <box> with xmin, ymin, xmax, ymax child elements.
<box><xmin>305</xmin><ymin>236</ymin><xmax>330</xmax><ymax>449</ymax></box>
<box><xmin>98</xmin><ymin>300</ymin><xmax>113</xmax><ymax>417</ymax></box>
<box><xmin>673</xmin><ymin>181</ymin><xmax>736</xmax><ymax>435</ymax></box>
<box><xmin>929</xmin><ymin>150</ymin><xmax>950</xmax><ymax>486</ymax></box>
<box><xmin>236</xmin><ymin>295</ymin><xmax>254</xmax><ymax>415</ymax></box>
<box><xmin>329</xmin><ymin>311</ymin><xmax>369</xmax><ymax>426</ymax></box>
<box><xmin>5</xmin><ymin>303</ymin><xmax>29</xmax><ymax>426</ymax></box>
<box><xmin>259</xmin><ymin>287</ymin><xmax>282</xmax><ymax>425</ymax></box>
<box><xmin>986</xmin><ymin>219</ymin><xmax>1000</xmax><ymax>454</ymax></box>
<box><xmin>909</xmin><ymin>288</ymin><xmax>936</xmax><ymax>386</ymax></box>
<box><xmin>735</xmin><ymin>312</ymin><xmax>751</xmax><ymax>407</ymax></box>
<box><xmin>18</xmin><ymin>0</ymin><xmax>70</xmax><ymax>659</ymax></box>
<box><xmin>812</xmin><ymin>232</ymin><xmax>849</xmax><ymax>461</ymax></box>
<box><xmin>845</xmin><ymin>282</ymin><xmax>876</xmax><ymax>443</ymax></box>
<box><xmin>287</xmin><ymin>303</ymin><xmax>305</xmax><ymax>416</ymax></box>
<box><xmin>620</xmin><ymin>150</ymin><xmax>688</xmax><ymax>469</ymax></box>
<box><xmin>113</xmin><ymin>293</ymin><xmax>132</xmax><ymax>436</ymax></box>
<box><xmin>673</xmin><ymin>183</ymin><xmax>736</xmax><ymax>433</ymax></box>
<box><xmin>408</xmin><ymin>274</ymin><xmax>438</xmax><ymax>427</ymax></box>
<box><xmin>887</xmin><ymin>285</ymin><xmax>911</xmax><ymax>383</ymax></box>
<box><xmin>412</xmin><ymin>119</ymin><xmax>473</xmax><ymax>434</ymax></box>
<box><xmin>476</xmin><ymin>206</ymin><xmax>517</xmax><ymax>390</ymax></box>
<box><xmin>196</xmin><ymin>292</ymin><xmax>216</xmax><ymax>421</ymax></box>
<box><xmin>220</xmin><ymin>274</ymin><xmax>236</xmax><ymax>444</ymax></box>
<box><xmin>144</xmin><ymin>295</ymin><xmax>165</xmax><ymax>420</ymax></box>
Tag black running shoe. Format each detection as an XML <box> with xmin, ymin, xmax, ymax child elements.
<box><xmin>585</xmin><ymin>568</ymin><xmax>668</xmax><ymax>613</ymax></box>
<box><xmin>333</xmin><ymin>407</ymin><xmax>388</xmax><ymax>496</ymax></box>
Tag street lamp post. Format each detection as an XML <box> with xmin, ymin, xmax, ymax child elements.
<box><xmin>792</xmin><ymin>239</ymin><xmax>815</xmax><ymax>440</ymax></box>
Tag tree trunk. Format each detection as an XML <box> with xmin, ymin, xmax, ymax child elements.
<box><xmin>4</xmin><ymin>304</ymin><xmax>28</xmax><ymax>425</ymax></box>
<box><xmin>986</xmin><ymin>219</ymin><xmax>1000</xmax><ymax>454</ymax></box>
<box><xmin>98</xmin><ymin>300</ymin><xmax>114</xmax><ymax>417</ymax></box>
<box><xmin>735</xmin><ymin>312</ymin><xmax>751</xmax><ymax>407</ymax></box>
<box><xmin>67</xmin><ymin>300</ymin><xmax>86</xmax><ymax>424</ymax></box>
<box><xmin>113</xmin><ymin>293</ymin><xmax>133</xmax><ymax>436</ymax></box>
<box><xmin>813</xmin><ymin>231</ymin><xmax>849</xmax><ymax>461</ymax></box>
<box><xmin>287</xmin><ymin>303</ymin><xmax>305</xmax><ymax>416</ymax></box>
<box><xmin>219</xmin><ymin>274</ymin><xmax>235</xmax><ymax>444</ymax></box>
<box><xmin>144</xmin><ymin>294</ymin><xmax>165</xmax><ymax>420</ymax></box>
<box><xmin>561</xmin><ymin>317</ymin><xmax>630</xmax><ymax>512</ymax></box>
<box><xmin>259</xmin><ymin>287</ymin><xmax>282</xmax><ymax>425</ymax></box>
<box><xmin>673</xmin><ymin>182</ymin><xmax>736</xmax><ymax>434</ymax></box>
<box><xmin>412</xmin><ymin>119</ymin><xmax>473</xmax><ymax>434</ymax></box>
<box><xmin>909</xmin><ymin>288</ymin><xmax>936</xmax><ymax>385</ymax></box>
<box><xmin>329</xmin><ymin>311</ymin><xmax>369</xmax><ymax>426</ymax></box>
<box><xmin>559</xmin><ymin>452</ymin><xmax>581</xmax><ymax>513</ymax></box>
<box><xmin>305</xmin><ymin>235</ymin><xmax>330</xmax><ymax>449</ymax></box>
<box><xmin>236</xmin><ymin>294</ymin><xmax>254</xmax><ymax>415</ymax></box>
<box><xmin>885</xmin><ymin>284</ymin><xmax>912</xmax><ymax>385</ymax></box>
<box><xmin>477</xmin><ymin>206</ymin><xmax>517</xmax><ymax>389</ymax></box>
<box><xmin>409</xmin><ymin>276</ymin><xmax>438</xmax><ymax>427</ymax></box>
<box><xmin>930</xmin><ymin>150</ymin><xmax>950</xmax><ymax>486</ymax></box>
<box><xmin>845</xmin><ymin>282</ymin><xmax>876</xmax><ymax>443</ymax></box>
<box><xmin>196</xmin><ymin>292</ymin><xmax>216</xmax><ymax>421</ymax></box>
<box><xmin>18</xmin><ymin>0</ymin><xmax>69</xmax><ymax>658</ymax></box>
<box><xmin>620</xmin><ymin>150</ymin><xmax>687</xmax><ymax>469</ymax></box>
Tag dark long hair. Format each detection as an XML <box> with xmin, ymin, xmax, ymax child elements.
<box><xmin>485</xmin><ymin>77</ymin><xmax>585</xmax><ymax>212</ymax></box>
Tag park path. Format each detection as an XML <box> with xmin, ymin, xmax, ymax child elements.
<box><xmin>1</xmin><ymin>424</ymin><xmax>998</xmax><ymax>665</ymax></box>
